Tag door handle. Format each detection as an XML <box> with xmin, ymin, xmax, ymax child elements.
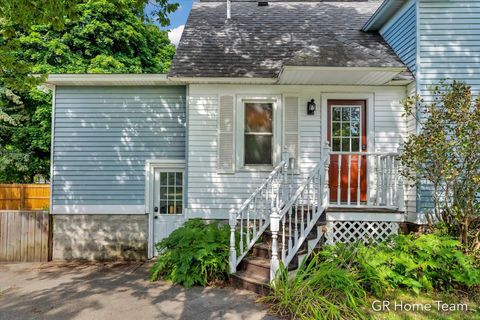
<box><xmin>154</xmin><ymin>206</ymin><xmax>159</xmax><ymax>212</ymax></box>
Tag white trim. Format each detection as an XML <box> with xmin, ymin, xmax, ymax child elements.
<box><xmin>282</xmin><ymin>66</ymin><xmax>407</xmax><ymax>73</ymax></box>
<box><xmin>52</xmin><ymin>205</ymin><xmax>145</xmax><ymax>214</ymax></box>
<box><xmin>49</xmin><ymin>85</ymin><xmax>56</xmax><ymax>214</ymax></box>
<box><xmin>168</xmin><ymin>77</ymin><xmax>278</xmax><ymax>84</ymax></box>
<box><xmin>46</xmin><ymin>74</ymin><xmax>171</xmax><ymax>86</ymax></box>
<box><xmin>145</xmin><ymin>159</ymin><xmax>186</xmax><ymax>258</ymax></box>
<box><xmin>326</xmin><ymin>211</ymin><xmax>405</xmax><ymax>222</ymax></box>
<box><xmin>235</xmin><ymin>94</ymin><xmax>282</xmax><ymax>171</ymax></box>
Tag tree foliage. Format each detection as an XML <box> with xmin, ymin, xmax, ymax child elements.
<box><xmin>401</xmin><ymin>81</ymin><xmax>480</xmax><ymax>254</ymax></box>
<box><xmin>0</xmin><ymin>0</ymin><xmax>177</xmax><ymax>182</ymax></box>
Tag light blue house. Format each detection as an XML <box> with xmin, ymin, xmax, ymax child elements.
<box><xmin>47</xmin><ymin>0</ymin><xmax>478</xmax><ymax>286</ymax></box>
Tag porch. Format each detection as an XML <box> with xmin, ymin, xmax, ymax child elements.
<box><xmin>228</xmin><ymin>143</ymin><xmax>406</xmax><ymax>290</ymax></box>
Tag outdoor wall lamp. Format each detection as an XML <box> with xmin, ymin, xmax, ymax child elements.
<box><xmin>307</xmin><ymin>99</ymin><xmax>316</xmax><ymax>115</ymax></box>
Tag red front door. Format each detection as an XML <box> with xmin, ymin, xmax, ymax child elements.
<box><xmin>327</xmin><ymin>100</ymin><xmax>367</xmax><ymax>204</ymax></box>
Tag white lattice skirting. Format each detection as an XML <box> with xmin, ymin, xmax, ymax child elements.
<box><xmin>325</xmin><ymin>220</ymin><xmax>399</xmax><ymax>245</ymax></box>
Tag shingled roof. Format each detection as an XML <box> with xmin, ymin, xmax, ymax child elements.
<box><xmin>169</xmin><ymin>0</ymin><xmax>406</xmax><ymax>79</ymax></box>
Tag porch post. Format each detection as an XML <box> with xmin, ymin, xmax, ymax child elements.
<box><xmin>229</xmin><ymin>209</ymin><xmax>237</xmax><ymax>273</ymax></box>
<box><xmin>397</xmin><ymin>143</ymin><xmax>406</xmax><ymax>212</ymax></box>
<box><xmin>322</xmin><ymin>141</ymin><xmax>331</xmax><ymax>207</ymax></box>
<box><xmin>281</xmin><ymin>146</ymin><xmax>290</xmax><ymax>203</ymax></box>
<box><xmin>270</xmin><ymin>207</ymin><xmax>280</xmax><ymax>281</ymax></box>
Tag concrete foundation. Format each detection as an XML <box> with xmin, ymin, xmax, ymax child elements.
<box><xmin>52</xmin><ymin>214</ymin><xmax>148</xmax><ymax>261</ymax></box>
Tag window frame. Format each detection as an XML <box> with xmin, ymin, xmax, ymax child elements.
<box><xmin>235</xmin><ymin>95</ymin><xmax>282</xmax><ymax>171</ymax></box>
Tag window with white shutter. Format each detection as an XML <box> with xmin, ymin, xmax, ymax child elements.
<box><xmin>217</xmin><ymin>95</ymin><xmax>235</xmax><ymax>173</ymax></box>
<box><xmin>284</xmin><ymin>96</ymin><xmax>299</xmax><ymax>171</ymax></box>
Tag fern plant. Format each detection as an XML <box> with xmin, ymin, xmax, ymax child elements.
<box><xmin>149</xmin><ymin>219</ymin><xmax>231</xmax><ymax>288</ymax></box>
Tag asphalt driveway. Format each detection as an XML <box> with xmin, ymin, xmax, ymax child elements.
<box><xmin>0</xmin><ymin>262</ymin><xmax>277</xmax><ymax>320</ymax></box>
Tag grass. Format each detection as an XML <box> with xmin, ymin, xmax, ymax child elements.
<box><xmin>367</xmin><ymin>289</ymin><xmax>480</xmax><ymax>320</ymax></box>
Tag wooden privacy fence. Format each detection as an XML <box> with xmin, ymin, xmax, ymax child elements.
<box><xmin>0</xmin><ymin>184</ymin><xmax>50</xmax><ymax>210</ymax></box>
<box><xmin>0</xmin><ymin>211</ymin><xmax>51</xmax><ymax>261</ymax></box>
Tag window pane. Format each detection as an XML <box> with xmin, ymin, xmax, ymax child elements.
<box><xmin>342</xmin><ymin>108</ymin><xmax>351</xmax><ymax>121</ymax></box>
<box><xmin>341</xmin><ymin>138</ymin><xmax>350</xmax><ymax>151</ymax></box>
<box><xmin>351</xmin><ymin>138</ymin><xmax>360</xmax><ymax>152</ymax></box>
<box><xmin>332</xmin><ymin>122</ymin><xmax>341</xmax><ymax>137</ymax></box>
<box><xmin>245</xmin><ymin>103</ymin><xmax>273</xmax><ymax>133</ymax></box>
<box><xmin>160</xmin><ymin>200</ymin><xmax>167</xmax><ymax>214</ymax></box>
<box><xmin>245</xmin><ymin>135</ymin><xmax>272</xmax><ymax>165</ymax></box>
<box><xmin>332</xmin><ymin>138</ymin><xmax>341</xmax><ymax>152</ymax></box>
<box><xmin>351</xmin><ymin>107</ymin><xmax>360</xmax><ymax>121</ymax></box>
<box><xmin>332</xmin><ymin>108</ymin><xmax>341</xmax><ymax>121</ymax></box>
<box><xmin>175</xmin><ymin>204</ymin><xmax>183</xmax><ymax>214</ymax></box>
<box><xmin>168</xmin><ymin>172</ymin><xmax>175</xmax><ymax>185</ymax></box>
<box><xmin>341</xmin><ymin>122</ymin><xmax>351</xmax><ymax>137</ymax></box>
<box><xmin>175</xmin><ymin>172</ymin><xmax>183</xmax><ymax>186</ymax></box>
<box><xmin>160</xmin><ymin>186</ymin><xmax>167</xmax><ymax>200</ymax></box>
<box><xmin>351</xmin><ymin>121</ymin><xmax>360</xmax><ymax>137</ymax></box>
<box><xmin>160</xmin><ymin>172</ymin><xmax>167</xmax><ymax>186</ymax></box>
<box><xmin>168</xmin><ymin>200</ymin><xmax>175</xmax><ymax>214</ymax></box>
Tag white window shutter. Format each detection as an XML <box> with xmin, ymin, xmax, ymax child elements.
<box><xmin>218</xmin><ymin>95</ymin><xmax>235</xmax><ymax>173</ymax></box>
<box><xmin>284</xmin><ymin>96</ymin><xmax>299</xmax><ymax>171</ymax></box>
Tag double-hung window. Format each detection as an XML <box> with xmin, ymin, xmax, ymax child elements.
<box><xmin>236</xmin><ymin>96</ymin><xmax>281</xmax><ymax>170</ymax></box>
<box><xmin>244</xmin><ymin>103</ymin><xmax>274</xmax><ymax>165</ymax></box>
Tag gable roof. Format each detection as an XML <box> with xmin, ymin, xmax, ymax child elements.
<box><xmin>169</xmin><ymin>0</ymin><xmax>406</xmax><ymax>79</ymax></box>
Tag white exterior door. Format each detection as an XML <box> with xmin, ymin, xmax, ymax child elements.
<box><xmin>147</xmin><ymin>161</ymin><xmax>185</xmax><ymax>256</ymax></box>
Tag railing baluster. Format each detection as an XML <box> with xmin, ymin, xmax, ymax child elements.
<box><xmin>240</xmin><ymin>210</ymin><xmax>244</xmax><ymax>255</ymax></box>
<box><xmin>357</xmin><ymin>154</ymin><xmax>361</xmax><ymax>206</ymax></box>
<box><xmin>376</xmin><ymin>155</ymin><xmax>381</xmax><ymax>206</ymax></box>
<box><xmin>337</xmin><ymin>154</ymin><xmax>341</xmax><ymax>205</ymax></box>
<box><xmin>347</xmin><ymin>154</ymin><xmax>351</xmax><ymax>205</ymax></box>
<box><xmin>288</xmin><ymin>207</ymin><xmax>292</xmax><ymax>252</ymax></box>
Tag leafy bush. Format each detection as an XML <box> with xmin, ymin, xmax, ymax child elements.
<box><xmin>262</xmin><ymin>234</ymin><xmax>480</xmax><ymax>320</ymax></box>
<box><xmin>320</xmin><ymin>234</ymin><xmax>480</xmax><ymax>295</ymax></box>
<box><xmin>149</xmin><ymin>219</ymin><xmax>230</xmax><ymax>288</ymax></box>
<box><xmin>261</xmin><ymin>259</ymin><xmax>367</xmax><ymax>320</ymax></box>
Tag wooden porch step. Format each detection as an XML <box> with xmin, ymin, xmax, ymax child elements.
<box><xmin>230</xmin><ymin>271</ymin><xmax>270</xmax><ymax>295</ymax></box>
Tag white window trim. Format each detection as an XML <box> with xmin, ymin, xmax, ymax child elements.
<box><xmin>235</xmin><ymin>95</ymin><xmax>282</xmax><ymax>171</ymax></box>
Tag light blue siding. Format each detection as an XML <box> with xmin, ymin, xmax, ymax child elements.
<box><xmin>52</xmin><ymin>86</ymin><xmax>186</xmax><ymax>206</ymax></box>
<box><xmin>380</xmin><ymin>0</ymin><xmax>417</xmax><ymax>73</ymax></box>
<box><xmin>417</xmin><ymin>0</ymin><xmax>480</xmax><ymax>213</ymax></box>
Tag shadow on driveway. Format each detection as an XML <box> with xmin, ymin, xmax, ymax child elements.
<box><xmin>0</xmin><ymin>262</ymin><xmax>277</xmax><ymax>320</ymax></box>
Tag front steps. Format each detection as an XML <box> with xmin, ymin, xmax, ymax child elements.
<box><xmin>231</xmin><ymin>215</ymin><xmax>327</xmax><ymax>294</ymax></box>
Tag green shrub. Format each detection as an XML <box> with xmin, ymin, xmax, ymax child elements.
<box><xmin>261</xmin><ymin>258</ymin><xmax>367</xmax><ymax>320</ymax></box>
<box><xmin>149</xmin><ymin>219</ymin><xmax>230</xmax><ymax>288</ymax></box>
<box><xmin>319</xmin><ymin>233</ymin><xmax>480</xmax><ymax>295</ymax></box>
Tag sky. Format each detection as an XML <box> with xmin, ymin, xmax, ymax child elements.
<box><xmin>145</xmin><ymin>0</ymin><xmax>195</xmax><ymax>46</ymax></box>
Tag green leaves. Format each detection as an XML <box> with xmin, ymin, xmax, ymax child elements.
<box><xmin>401</xmin><ymin>81</ymin><xmax>480</xmax><ymax>253</ymax></box>
<box><xmin>0</xmin><ymin>0</ymin><xmax>177</xmax><ymax>182</ymax></box>
<box><xmin>149</xmin><ymin>219</ymin><xmax>231</xmax><ymax>288</ymax></box>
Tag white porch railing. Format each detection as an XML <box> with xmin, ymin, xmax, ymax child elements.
<box><xmin>229</xmin><ymin>149</ymin><xmax>291</xmax><ymax>273</ymax></box>
<box><xmin>329</xmin><ymin>147</ymin><xmax>405</xmax><ymax>210</ymax></box>
<box><xmin>269</xmin><ymin>142</ymin><xmax>331</xmax><ymax>279</ymax></box>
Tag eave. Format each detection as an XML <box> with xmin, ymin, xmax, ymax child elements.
<box><xmin>362</xmin><ymin>0</ymin><xmax>409</xmax><ymax>32</ymax></box>
<box><xmin>278</xmin><ymin>66</ymin><xmax>411</xmax><ymax>86</ymax></box>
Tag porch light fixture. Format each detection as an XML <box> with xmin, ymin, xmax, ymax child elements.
<box><xmin>307</xmin><ymin>99</ymin><xmax>316</xmax><ymax>115</ymax></box>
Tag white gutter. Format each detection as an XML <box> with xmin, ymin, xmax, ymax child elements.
<box><xmin>46</xmin><ymin>74</ymin><xmax>172</xmax><ymax>86</ymax></box>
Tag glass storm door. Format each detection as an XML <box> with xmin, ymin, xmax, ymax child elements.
<box><xmin>327</xmin><ymin>100</ymin><xmax>367</xmax><ymax>204</ymax></box>
<box><xmin>152</xmin><ymin>167</ymin><xmax>185</xmax><ymax>253</ymax></box>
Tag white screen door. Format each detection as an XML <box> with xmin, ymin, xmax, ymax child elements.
<box><xmin>150</xmin><ymin>163</ymin><xmax>185</xmax><ymax>255</ymax></box>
